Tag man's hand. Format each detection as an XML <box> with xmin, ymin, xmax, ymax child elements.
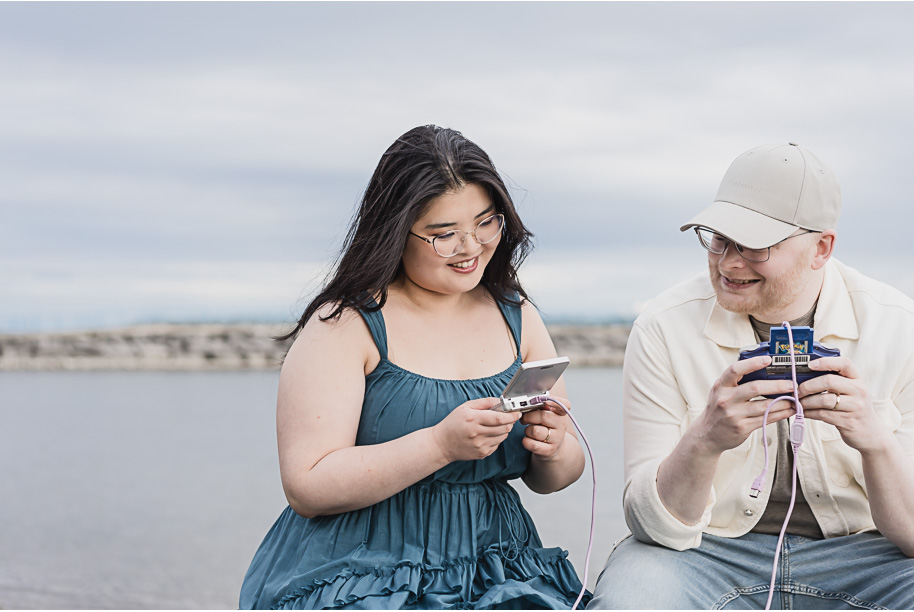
<box><xmin>801</xmin><ymin>356</ymin><xmax>914</xmax><ymax>557</ymax></box>
<box><xmin>800</xmin><ymin>356</ymin><xmax>894</xmax><ymax>453</ymax></box>
<box><xmin>692</xmin><ymin>356</ymin><xmax>798</xmax><ymax>455</ymax></box>
<box><xmin>657</xmin><ymin>356</ymin><xmax>796</xmax><ymax>525</ymax></box>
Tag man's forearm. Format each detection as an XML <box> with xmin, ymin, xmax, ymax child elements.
<box><xmin>860</xmin><ymin>436</ymin><xmax>914</xmax><ymax>557</ymax></box>
<box><xmin>656</xmin><ymin>431</ymin><xmax>722</xmax><ymax>525</ymax></box>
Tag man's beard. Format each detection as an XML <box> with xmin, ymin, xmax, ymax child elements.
<box><xmin>709</xmin><ymin>251</ymin><xmax>812</xmax><ymax>320</ymax></box>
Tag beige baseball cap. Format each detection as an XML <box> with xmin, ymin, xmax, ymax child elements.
<box><xmin>680</xmin><ymin>143</ymin><xmax>841</xmax><ymax>249</ymax></box>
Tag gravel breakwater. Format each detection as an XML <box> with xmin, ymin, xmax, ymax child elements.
<box><xmin>0</xmin><ymin>322</ymin><xmax>631</xmax><ymax>371</ymax></box>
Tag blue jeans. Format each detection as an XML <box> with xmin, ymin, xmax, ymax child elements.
<box><xmin>588</xmin><ymin>532</ymin><xmax>914</xmax><ymax>609</ymax></box>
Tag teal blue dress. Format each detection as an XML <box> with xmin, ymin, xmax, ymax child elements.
<box><xmin>239</xmin><ymin>298</ymin><xmax>589</xmax><ymax>609</ymax></box>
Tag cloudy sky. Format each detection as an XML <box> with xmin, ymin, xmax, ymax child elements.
<box><xmin>3</xmin><ymin>2</ymin><xmax>914</xmax><ymax>332</ymax></box>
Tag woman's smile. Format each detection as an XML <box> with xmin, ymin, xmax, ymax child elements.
<box><xmin>448</xmin><ymin>256</ymin><xmax>478</xmax><ymax>273</ymax></box>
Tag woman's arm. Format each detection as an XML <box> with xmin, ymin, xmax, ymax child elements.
<box><xmin>518</xmin><ymin>301</ymin><xmax>586</xmax><ymax>494</ymax></box>
<box><xmin>277</xmin><ymin>307</ymin><xmax>521</xmax><ymax>518</ymax></box>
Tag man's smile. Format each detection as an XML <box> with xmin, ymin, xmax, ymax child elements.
<box><xmin>720</xmin><ymin>274</ymin><xmax>761</xmax><ymax>289</ymax></box>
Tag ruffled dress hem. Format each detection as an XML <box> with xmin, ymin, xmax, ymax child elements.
<box><xmin>270</xmin><ymin>547</ymin><xmax>589</xmax><ymax>610</ymax></box>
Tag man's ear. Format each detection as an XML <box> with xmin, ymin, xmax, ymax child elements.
<box><xmin>811</xmin><ymin>230</ymin><xmax>836</xmax><ymax>271</ymax></box>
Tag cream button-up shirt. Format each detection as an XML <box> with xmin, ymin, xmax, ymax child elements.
<box><xmin>622</xmin><ymin>259</ymin><xmax>914</xmax><ymax>551</ymax></box>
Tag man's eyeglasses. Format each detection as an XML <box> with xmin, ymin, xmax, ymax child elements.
<box><xmin>694</xmin><ymin>227</ymin><xmax>820</xmax><ymax>263</ymax></box>
<box><xmin>409</xmin><ymin>213</ymin><xmax>505</xmax><ymax>258</ymax></box>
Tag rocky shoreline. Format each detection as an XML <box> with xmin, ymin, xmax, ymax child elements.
<box><xmin>0</xmin><ymin>322</ymin><xmax>632</xmax><ymax>371</ymax></box>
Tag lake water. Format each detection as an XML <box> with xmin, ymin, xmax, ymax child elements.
<box><xmin>0</xmin><ymin>368</ymin><xmax>626</xmax><ymax>609</ymax></box>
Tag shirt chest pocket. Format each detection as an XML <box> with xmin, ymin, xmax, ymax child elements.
<box><xmin>819</xmin><ymin>397</ymin><xmax>902</xmax><ymax>489</ymax></box>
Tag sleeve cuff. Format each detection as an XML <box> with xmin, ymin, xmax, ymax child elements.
<box><xmin>623</xmin><ymin>458</ymin><xmax>715</xmax><ymax>551</ymax></box>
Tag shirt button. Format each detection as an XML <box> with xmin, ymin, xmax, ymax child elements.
<box><xmin>744</xmin><ymin>509</ymin><xmax>754</xmax><ymax>516</ymax></box>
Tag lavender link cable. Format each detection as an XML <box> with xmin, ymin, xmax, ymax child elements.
<box><xmin>529</xmin><ymin>394</ymin><xmax>596</xmax><ymax>611</ymax></box>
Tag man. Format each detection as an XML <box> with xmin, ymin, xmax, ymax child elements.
<box><xmin>588</xmin><ymin>143</ymin><xmax>914</xmax><ymax>609</ymax></box>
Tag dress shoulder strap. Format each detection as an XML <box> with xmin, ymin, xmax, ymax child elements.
<box><xmin>356</xmin><ymin>293</ymin><xmax>519</xmax><ymax>362</ymax></box>
<box><xmin>497</xmin><ymin>293</ymin><xmax>523</xmax><ymax>358</ymax></box>
<box><xmin>356</xmin><ymin>299</ymin><xmax>389</xmax><ymax>361</ymax></box>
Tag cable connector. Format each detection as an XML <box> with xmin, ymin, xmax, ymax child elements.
<box><xmin>790</xmin><ymin>415</ymin><xmax>805</xmax><ymax>450</ymax></box>
<box><xmin>750</xmin><ymin>471</ymin><xmax>767</xmax><ymax>498</ymax></box>
<box><xmin>530</xmin><ymin>394</ymin><xmax>571</xmax><ymax>415</ymax></box>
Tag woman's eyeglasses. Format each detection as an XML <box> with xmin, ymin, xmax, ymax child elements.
<box><xmin>409</xmin><ymin>213</ymin><xmax>505</xmax><ymax>258</ymax></box>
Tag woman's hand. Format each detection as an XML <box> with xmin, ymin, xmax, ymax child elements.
<box><xmin>520</xmin><ymin>397</ymin><xmax>571</xmax><ymax>460</ymax></box>
<box><xmin>432</xmin><ymin>397</ymin><xmax>522</xmax><ymax>463</ymax></box>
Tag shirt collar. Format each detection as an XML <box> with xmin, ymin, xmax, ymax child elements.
<box><xmin>704</xmin><ymin>259</ymin><xmax>858</xmax><ymax>349</ymax></box>
<box><xmin>813</xmin><ymin>259</ymin><xmax>858</xmax><ymax>342</ymax></box>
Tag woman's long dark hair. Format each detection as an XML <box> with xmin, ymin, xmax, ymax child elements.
<box><xmin>278</xmin><ymin>125</ymin><xmax>534</xmax><ymax>341</ymax></box>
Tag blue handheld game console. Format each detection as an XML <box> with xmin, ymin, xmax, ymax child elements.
<box><xmin>737</xmin><ymin>326</ymin><xmax>840</xmax><ymax>397</ymax></box>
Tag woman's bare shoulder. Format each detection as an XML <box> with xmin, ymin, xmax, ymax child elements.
<box><xmin>519</xmin><ymin>298</ymin><xmax>549</xmax><ymax>335</ymax></box>
<box><xmin>519</xmin><ymin>298</ymin><xmax>557</xmax><ymax>361</ymax></box>
<box><xmin>283</xmin><ymin>303</ymin><xmax>379</xmax><ymax>375</ymax></box>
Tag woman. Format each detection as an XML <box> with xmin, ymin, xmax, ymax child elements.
<box><xmin>240</xmin><ymin>125</ymin><xmax>589</xmax><ymax>609</ymax></box>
